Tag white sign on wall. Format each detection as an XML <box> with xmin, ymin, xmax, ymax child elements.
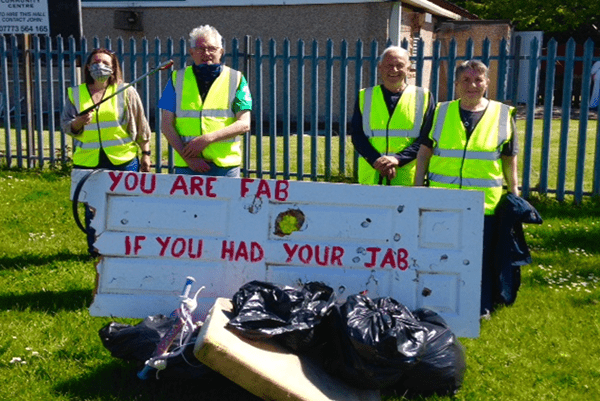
<box><xmin>72</xmin><ymin>170</ymin><xmax>485</xmax><ymax>337</ymax></box>
<box><xmin>0</xmin><ymin>0</ymin><xmax>49</xmax><ymax>35</ymax></box>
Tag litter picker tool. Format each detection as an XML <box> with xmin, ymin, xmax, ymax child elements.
<box><xmin>77</xmin><ymin>59</ymin><xmax>174</xmax><ymax>116</ymax></box>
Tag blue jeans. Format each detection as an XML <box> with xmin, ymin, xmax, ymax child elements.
<box><xmin>175</xmin><ymin>163</ymin><xmax>240</xmax><ymax>178</ymax></box>
<box><xmin>74</xmin><ymin>152</ymin><xmax>139</xmax><ymax>172</ymax></box>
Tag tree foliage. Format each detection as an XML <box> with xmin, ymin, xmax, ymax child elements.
<box><xmin>452</xmin><ymin>0</ymin><xmax>600</xmax><ymax>33</ymax></box>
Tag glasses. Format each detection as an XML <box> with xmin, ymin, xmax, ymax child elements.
<box><xmin>193</xmin><ymin>45</ymin><xmax>221</xmax><ymax>54</ymax></box>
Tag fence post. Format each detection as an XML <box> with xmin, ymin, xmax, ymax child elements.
<box><xmin>557</xmin><ymin>38</ymin><xmax>576</xmax><ymax>202</ymax></box>
<box><xmin>296</xmin><ymin>39</ymin><xmax>305</xmax><ymax>181</ymax></box>
<box><xmin>56</xmin><ymin>36</ymin><xmax>67</xmax><ymax>165</ymax></box>
<box><xmin>430</xmin><ymin>40</ymin><xmax>440</xmax><ymax>102</ymax></box>
<box><xmin>254</xmin><ymin>37</ymin><xmax>264</xmax><ymax>178</ymax></box>
<box><xmin>339</xmin><ymin>39</ymin><xmax>349</xmax><ymax>178</ymax></box>
<box><xmin>43</xmin><ymin>35</ymin><xmax>56</xmax><ymax>166</ymax></box>
<box><xmin>140</xmin><ymin>39</ymin><xmax>150</xmax><ymax>128</ymax></box>
<box><xmin>32</xmin><ymin>35</ymin><xmax>44</xmax><ymax>168</ymax></box>
<box><xmin>13</xmin><ymin>35</ymin><xmax>24</xmax><ymax>168</ymax></box>
<box><xmin>128</xmin><ymin>38</ymin><xmax>137</xmax><ymax>91</ymax></box>
<box><xmin>521</xmin><ymin>36</ymin><xmax>540</xmax><ymax>199</ymax></box>
<box><xmin>0</xmin><ymin>35</ymin><xmax>12</xmax><ymax>167</ymax></box>
<box><xmin>412</xmin><ymin>37</ymin><xmax>422</xmax><ymax>86</ymax></box>
<box><xmin>539</xmin><ymin>39</ymin><xmax>557</xmax><ymax>195</ymax></box>
<box><xmin>310</xmin><ymin>39</ymin><xmax>319</xmax><ymax>181</ymax></box>
<box><xmin>510</xmin><ymin>35</ymin><xmax>521</xmax><ymax>107</ymax></box>
<box><xmin>352</xmin><ymin>39</ymin><xmax>363</xmax><ymax>182</ymax></box>
<box><xmin>496</xmin><ymin>38</ymin><xmax>508</xmax><ymax>102</ymax></box>
<box><xmin>324</xmin><ymin>39</ymin><xmax>334</xmax><ymax>181</ymax></box>
<box><xmin>574</xmin><ymin>39</ymin><xmax>595</xmax><ymax>203</ymax></box>
<box><xmin>464</xmin><ymin>37</ymin><xmax>473</xmax><ymax>61</ymax></box>
<box><xmin>282</xmin><ymin>39</ymin><xmax>291</xmax><ymax>180</ymax></box>
<box><xmin>269</xmin><ymin>38</ymin><xmax>277</xmax><ymax>179</ymax></box>
<box><xmin>152</xmin><ymin>37</ymin><xmax>163</xmax><ymax>173</ymax></box>
<box><xmin>368</xmin><ymin>40</ymin><xmax>378</xmax><ymax>87</ymax></box>
<box><xmin>447</xmin><ymin>39</ymin><xmax>457</xmax><ymax>101</ymax></box>
<box><xmin>481</xmin><ymin>37</ymin><xmax>490</xmax><ymax>66</ymax></box>
<box><xmin>23</xmin><ymin>34</ymin><xmax>35</xmax><ymax>168</ymax></box>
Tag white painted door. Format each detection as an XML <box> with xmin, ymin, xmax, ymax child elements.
<box><xmin>72</xmin><ymin>170</ymin><xmax>484</xmax><ymax>337</ymax></box>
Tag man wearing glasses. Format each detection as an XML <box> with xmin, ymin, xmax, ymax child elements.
<box><xmin>159</xmin><ymin>25</ymin><xmax>252</xmax><ymax>177</ymax></box>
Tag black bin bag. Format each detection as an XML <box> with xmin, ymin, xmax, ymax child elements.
<box><xmin>227</xmin><ymin>280</ymin><xmax>336</xmax><ymax>352</ymax></box>
<box><xmin>226</xmin><ymin>282</ymin><xmax>466</xmax><ymax>396</ymax></box>
<box><xmin>321</xmin><ymin>294</ymin><xmax>429</xmax><ymax>390</ymax></box>
<box><xmin>100</xmin><ymin>315</ymin><xmax>176</xmax><ymax>362</ymax></box>
<box><xmin>394</xmin><ymin>308</ymin><xmax>466</xmax><ymax>397</ymax></box>
<box><xmin>99</xmin><ymin>315</ymin><xmax>213</xmax><ymax>380</ymax></box>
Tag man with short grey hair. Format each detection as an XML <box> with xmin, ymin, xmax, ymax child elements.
<box><xmin>350</xmin><ymin>46</ymin><xmax>435</xmax><ymax>186</ymax></box>
<box><xmin>159</xmin><ymin>25</ymin><xmax>252</xmax><ymax>177</ymax></box>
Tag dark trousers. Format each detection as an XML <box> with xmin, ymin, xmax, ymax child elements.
<box><xmin>76</xmin><ymin>152</ymin><xmax>139</xmax><ymax>256</ymax></box>
<box><xmin>481</xmin><ymin>214</ymin><xmax>498</xmax><ymax>315</ymax></box>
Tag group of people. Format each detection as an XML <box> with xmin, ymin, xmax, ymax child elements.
<box><xmin>61</xmin><ymin>25</ymin><xmax>248</xmax><ymax>179</ymax></box>
<box><xmin>351</xmin><ymin>46</ymin><xmax>520</xmax><ymax>315</ymax></box>
<box><xmin>61</xmin><ymin>25</ymin><xmax>521</xmax><ymax>315</ymax></box>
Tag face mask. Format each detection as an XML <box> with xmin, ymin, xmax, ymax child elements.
<box><xmin>192</xmin><ymin>63</ymin><xmax>222</xmax><ymax>81</ymax></box>
<box><xmin>89</xmin><ymin>63</ymin><xmax>113</xmax><ymax>83</ymax></box>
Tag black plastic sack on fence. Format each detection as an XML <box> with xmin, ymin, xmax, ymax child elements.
<box><xmin>227</xmin><ymin>280</ymin><xmax>336</xmax><ymax>352</ymax></box>
<box><xmin>99</xmin><ymin>315</ymin><xmax>213</xmax><ymax>380</ymax></box>
<box><xmin>321</xmin><ymin>294</ymin><xmax>428</xmax><ymax>389</ymax></box>
<box><xmin>394</xmin><ymin>308</ymin><xmax>466</xmax><ymax>397</ymax></box>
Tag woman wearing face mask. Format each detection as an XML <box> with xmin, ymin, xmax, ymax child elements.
<box><xmin>61</xmin><ymin>48</ymin><xmax>152</xmax><ymax>172</ymax></box>
<box><xmin>61</xmin><ymin>48</ymin><xmax>152</xmax><ymax>257</ymax></box>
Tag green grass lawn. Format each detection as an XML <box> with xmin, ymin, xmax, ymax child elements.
<box><xmin>1</xmin><ymin>116</ymin><xmax>599</xmax><ymax>192</ymax></box>
<box><xmin>1</xmin><ymin>168</ymin><xmax>599</xmax><ymax>401</ymax></box>
<box><xmin>1</xmin><ymin>113</ymin><xmax>600</xmax><ymax>400</ymax></box>
<box><xmin>522</xmin><ymin>118</ymin><xmax>599</xmax><ymax>196</ymax></box>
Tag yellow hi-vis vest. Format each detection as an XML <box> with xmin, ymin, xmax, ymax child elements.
<box><xmin>428</xmin><ymin>100</ymin><xmax>514</xmax><ymax>215</ymax></box>
<box><xmin>68</xmin><ymin>84</ymin><xmax>138</xmax><ymax>167</ymax></box>
<box><xmin>357</xmin><ymin>85</ymin><xmax>428</xmax><ymax>185</ymax></box>
<box><xmin>173</xmin><ymin>66</ymin><xmax>242</xmax><ymax>168</ymax></box>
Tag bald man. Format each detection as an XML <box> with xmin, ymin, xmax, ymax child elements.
<box><xmin>351</xmin><ymin>46</ymin><xmax>435</xmax><ymax>186</ymax></box>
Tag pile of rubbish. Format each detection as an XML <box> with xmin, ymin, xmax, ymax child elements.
<box><xmin>99</xmin><ymin>280</ymin><xmax>466</xmax><ymax>398</ymax></box>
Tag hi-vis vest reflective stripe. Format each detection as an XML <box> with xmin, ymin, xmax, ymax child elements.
<box><xmin>357</xmin><ymin>85</ymin><xmax>428</xmax><ymax>186</ymax></box>
<box><xmin>174</xmin><ymin>66</ymin><xmax>242</xmax><ymax>168</ymax></box>
<box><xmin>68</xmin><ymin>84</ymin><xmax>137</xmax><ymax>167</ymax></box>
<box><xmin>428</xmin><ymin>100</ymin><xmax>513</xmax><ymax>215</ymax></box>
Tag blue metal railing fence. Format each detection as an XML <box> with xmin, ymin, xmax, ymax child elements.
<box><xmin>1</xmin><ymin>34</ymin><xmax>599</xmax><ymax>202</ymax></box>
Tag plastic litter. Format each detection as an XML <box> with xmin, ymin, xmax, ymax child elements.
<box><xmin>137</xmin><ymin>277</ymin><xmax>205</xmax><ymax>380</ymax></box>
<box><xmin>227</xmin><ymin>280</ymin><xmax>336</xmax><ymax>352</ymax></box>
<box><xmin>100</xmin><ymin>279</ymin><xmax>466</xmax><ymax>397</ymax></box>
<box><xmin>99</xmin><ymin>277</ymin><xmax>212</xmax><ymax>381</ymax></box>
<box><xmin>100</xmin><ymin>314</ymin><xmax>176</xmax><ymax>362</ymax></box>
<box><xmin>394</xmin><ymin>308</ymin><xmax>466</xmax><ymax>397</ymax></box>
<box><xmin>99</xmin><ymin>315</ymin><xmax>213</xmax><ymax>380</ymax></box>
<box><xmin>320</xmin><ymin>294</ymin><xmax>428</xmax><ymax>389</ymax></box>
<box><xmin>227</xmin><ymin>281</ymin><xmax>466</xmax><ymax>395</ymax></box>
